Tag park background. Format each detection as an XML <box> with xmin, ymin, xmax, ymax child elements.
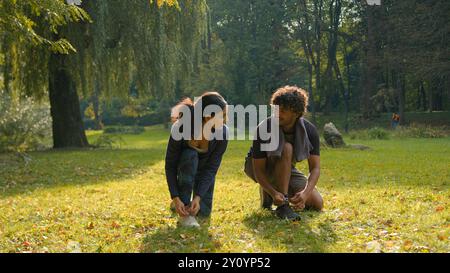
<box><xmin>0</xmin><ymin>0</ymin><xmax>449</xmax><ymax>253</ymax></box>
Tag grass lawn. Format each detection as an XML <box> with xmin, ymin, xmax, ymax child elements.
<box><xmin>0</xmin><ymin>125</ymin><xmax>449</xmax><ymax>253</ymax></box>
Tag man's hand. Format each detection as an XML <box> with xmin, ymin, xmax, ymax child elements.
<box><xmin>290</xmin><ymin>190</ymin><xmax>309</xmax><ymax>210</ymax></box>
<box><xmin>189</xmin><ymin>196</ymin><xmax>201</xmax><ymax>216</ymax></box>
<box><xmin>173</xmin><ymin>197</ymin><xmax>189</xmax><ymax>217</ymax></box>
<box><xmin>272</xmin><ymin>191</ymin><xmax>287</xmax><ymax>206</ymax></box>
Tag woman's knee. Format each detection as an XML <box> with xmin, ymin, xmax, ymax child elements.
<box><xmin>178</xmin><ymin>149</ymin><xmax>199</xmax><ymax>182</ymax></box>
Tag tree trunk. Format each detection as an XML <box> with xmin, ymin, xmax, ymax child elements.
<box><xmin>362</xmin><ymin>4</ymin><xmax>378</xmax><ymax>118</ymax></box>
<box><xmin>343</xmin><ymin>44</ymin><xmax>352</xmax><ymax>132</ymax></box>
<box><xmin>428</xmin><ymin>79</ymin><xmax>434</xmax><ymax>113</ymax></box>
<box><xmin>308</xmin><ymin>65</ymin><xmax>316</xmax><ymax>123</ymax></box>
<box><xmin>92</xmin><ymin>80</ymin><xmax>103</xmax><ymax>130</ymax></box>
<box><xmin>48</xmin><ymin>53</ymin><xmax>89</xmax><ymax>148</ymax></box>
<box><xmin>314</xmin><ymin>0</ymin><xmax>323</xmax><ymax>114</ymax></box>
<box><xmin>398</xmin><ymin>74</ymin><xmax>406</xmax><ymax>125</ymax></box>
<box><xmin>419</xmin><ymin>81</ymin><xmax>426</xmax><ymax>111</ymax></box>
<box><xmin>334</xmin><ymin>57</ymin><xmax>349</xmax><ymax>133</ymax></box>
<box><xmin>324</xmin><ymin>0</ymin><xmax>341</xmax><ymax>115</ymax></box>
<box><xmin>2</xmin><ymin>35</ymin><xmax>13</xmax><ymax>94</ymax></box>
<box><xmin>300</xmin><ymin>32</ymin><xmax>316</xmax><ymax>122</ymax></box>
<box><xmin>298</xmin><ymin>0</ymin><xmax>317</xmax><ymax>123</ymax></box>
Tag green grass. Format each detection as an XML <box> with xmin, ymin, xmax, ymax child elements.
<box><xmin>0</xmin><ymin>125</ymin><xmax>449</xmax><ymax>253</ymax></box>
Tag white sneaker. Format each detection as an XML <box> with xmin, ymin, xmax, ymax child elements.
<box><xmin>179</xmin><ymin>216</ymin><xmax>200</xmax><ymax>228</ymax></box>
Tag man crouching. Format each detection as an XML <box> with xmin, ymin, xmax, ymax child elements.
<box><xmin>244</xmin><ymin>86</ymin><xmax>323</xmax><ymax>221</ymax></box>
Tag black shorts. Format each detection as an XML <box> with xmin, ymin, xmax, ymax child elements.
<box><xmin>244</xmin><ymin>156</ymin><xmax>308</xmax><ymax>197</ymax></box>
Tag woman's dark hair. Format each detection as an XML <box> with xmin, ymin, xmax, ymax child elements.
<box><xmin>171</xmin><ymin>91</ymin><xmax>227</xmax><ymax>138</ymax></box>
<box><xmin>270</xmin><ymin>85</ymin><xmax>309</xmax><ymax>117</ymax></box>
<box><xmin>194</xmin><ymin>91</ymin><xmax>228</xmax><ymax>123</ymax></box>
<box><xmin>172</xmin><ymin>97</ymin><xmax>194</xmax><ymax>120</ymax></box>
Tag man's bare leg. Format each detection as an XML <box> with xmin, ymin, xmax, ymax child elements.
<box><xmin>271</xmin><ymin>143</ymin><xmax>301</xmax><ymax>220</ymax></box>
<box><xmin>272</xmin><ymin>142</ymin><xmax>293</xmax><ymax>195</ymax></box>
<box><xmin>305</xmin><ymin>188</ymin><xmax>323</xmax><ymax>211</ymax></box>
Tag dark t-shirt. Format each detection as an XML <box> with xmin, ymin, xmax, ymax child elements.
<box><xmin>248</xmin><ymin>118</ymin><xmax>320</xmax><ymax>159</ymax></box>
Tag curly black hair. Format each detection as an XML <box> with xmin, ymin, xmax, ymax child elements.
<box><xmin>270</xmin><ymin>85</ymin><xmax>309</xmax><ymax>116</ymax></box>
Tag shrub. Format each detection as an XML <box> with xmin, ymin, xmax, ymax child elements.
<box><xmin>392</xmin><ymin>124</ymin><xmax>449</xmax><ymax>138</ymax></box>
<box><xmin>92</xmin><ymin>134</ymin><xmax>125</xmax><ymax>149</ymax></box>
<box><xmin>368</xmin><ymin>127</ymin><xmax>390</xmax><ymax>140</ymax></box>
<box><xmin>103</xmin><ymin>125</ymin><xmax>145</xmax><ymax>135</ymax></box>
<box><xmin>0</xmin><ymin>91</ymin><xmax>52</xmax><ymax>153</ymax></box>
<box><xmin>349</xmin><ymin>127</ymin><xmax>390</xmax><ymax>140</ymax></box>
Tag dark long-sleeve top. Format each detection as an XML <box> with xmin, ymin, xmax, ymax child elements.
<box><xmin>165</xmin><ymin>124</ymin><xmax>229</xmax><ymax>200</ymax></box>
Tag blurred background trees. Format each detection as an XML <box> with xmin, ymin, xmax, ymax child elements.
<box><xmin>1</xmin><ymin>0</ymin><xmax>449</xmax><ymax>150</ymax></box>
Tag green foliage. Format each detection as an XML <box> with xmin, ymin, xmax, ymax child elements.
<box><xmin>204</xmin><ymin>0</ymin><xmax>303</xmax><ymax>105</ymax></box>
<box><xmin>349</xmin><ymin>127</ymin><xmax>390</xmax><ymax>140</ymax></box>
<box><xmin>103</xmin><ymin>126</ymin><xmax>145</xmax><ymax>135</ymax></box>
<box><xmin>349</xmin><ymin>124</ymin><xmax>449</xmax><ymax>140</ymax></box>
<box><xmin>151</xmin><ymin>0</ymin><xmax>179</xmax><ymax>8</ymax></box>
<box><xmin>0</xmin><ymin>91</ymin><xmax>52</xmax><ymax>153</ymax></box>
<box><xmin>368</xmin><ymin>127</ymin><xmax>390</xmax><ymax>140</ymax></box>
<box><xmin>0</xmin><ymin>0</ymin><xmax>92</xmax><ymax>100</ymax></box>
<box><xmin>69</xmin><ymin>0</ymin><xmax>208</xmax><ymax>103</ymax></box>
<box><xmin>92</xmin><ymin>134</ymin><xmax>125</xmax><ymax>149</ymax></box>
<box><xmin>392</xmin><ymin>124</ymin><xmax>450</xmax><ymax>139</ymax></box>
<box><xmin>1</xmin><ymin>1</ymin><xmax>208</xmax><ymax>113</ymax></box>
<box><xmin>0</xmin><ymin>0</ymin><xmax>91</xmax><ymax>54</ymax></box>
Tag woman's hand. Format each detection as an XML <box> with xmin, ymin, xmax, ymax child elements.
<box><xmin>173</xmin><ymin>197</ymin><xmax>189</xmax><ymax>217</ymax></box>
<box><xmin>189</xmin><ymin>196</ymin><xmax>201</xmax><ymax>216</ymax></box>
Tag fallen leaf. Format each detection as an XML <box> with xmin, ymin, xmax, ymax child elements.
<box><xmin>403</xmin><ymin>240</ymin><xmax>413</xmax><ymax>251</ymax></box>
<box><xmin>382</xmin><ymin>219</ymin><xmax>393</xmax><ymax>227</ymax></box>
<box><xmin>67</xmin><ymin>241</ymin><xmax>82</xmax><ymax>253</ymax></box>
<box><xmin>366</xmin><ymin>241</ymin><xmax>382</xmax><ymax>253</ymax></box>
<box><xmin>435</xmin><ymin>206</ymin><xmax>444</xmax><ymax>212</ymax></box>
<box><xmin>384</xmin><ymin>241</ymin><xmax>395</xmax><ymax>248</ymax></box>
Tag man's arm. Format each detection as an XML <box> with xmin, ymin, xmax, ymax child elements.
<box><xmin>304</xmin><ymin>155</ymin><xmax>320</xmax><ymax>196</ymax></box>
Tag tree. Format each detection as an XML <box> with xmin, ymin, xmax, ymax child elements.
<box><xmin>207</xmin><ymin>0</ymin><xmax>302</xmax><ymax>105</ymax></box>
<box><xmin>1</xmin><ymin>0</ymin><xmax>209</xmax><ymax>148</ymax></box>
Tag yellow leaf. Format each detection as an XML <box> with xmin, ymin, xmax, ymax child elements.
<box><xmin>86</xmin><ymin>222</ymin><xmax>94</xmax><ymax>229</ymax></box>
<box><xmin>403</xmin><ymin>240</ymin><xmax>413</xmax><ymax>250</ymax></box>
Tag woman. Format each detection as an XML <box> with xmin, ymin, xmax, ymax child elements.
<box><xmin>165</xmin><ymin>92</ymin><xmax>229</xmax><ymax>227</ymax></box>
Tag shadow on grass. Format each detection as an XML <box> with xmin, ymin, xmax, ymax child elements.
<box><xmin>0</xmin><ymin>147</ymin><xmax>163</xmax><ymax>198</ymax></box>
<box><xmin>140</xmin><ymin>217</ymin><xmax>221</xmax><ymax>253</ymax></box>
<box><xmin>243</xmin><ymin>209</ymin><xmax>337</xmax><ymax>252</ymax></box>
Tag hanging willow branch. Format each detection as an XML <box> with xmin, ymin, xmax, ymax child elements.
<box><xmin>66</xmin><ymin>0</ymin><xmax>208</xmax><ymax>104</ymax></box>
<box><xmin>1</xmin><ymin>0</ymin><xmax>208</xmax><ymax>104</ymax></box>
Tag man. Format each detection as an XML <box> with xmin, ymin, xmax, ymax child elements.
<box><xmin>244</xmin><ymin>86</ymin><xmax>323</xmax><ymax>221</ymax></box>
